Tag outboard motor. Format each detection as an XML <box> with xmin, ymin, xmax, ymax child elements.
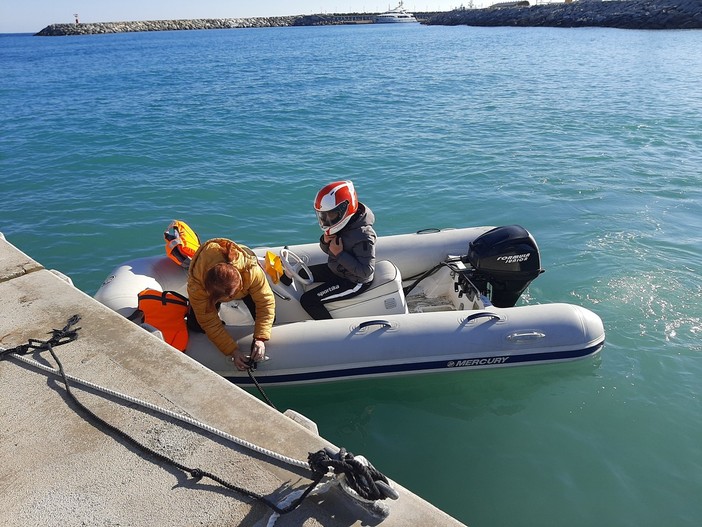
<box><xmin>461</xmin><ymin>225</ymin><xmax>543</xmax><ymax>308</ymax></box>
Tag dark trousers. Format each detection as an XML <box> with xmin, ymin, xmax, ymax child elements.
<box><xmin>187</xmin><ymin>295</ymin><xmax>256</xmax><ymax>332</ymax></box>
<box><xmin>300</xmin><ymin>264</ymin><xmax>371</xmax><ymax>320</ymax></box>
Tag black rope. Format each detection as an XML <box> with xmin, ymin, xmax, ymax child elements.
<box><xmin>403</xmin><ymin>257</ymin><xmax>471</xmax><ymax>298</ymax></box>
<box><xmin>308</xmin><ymin>448</ymin><xmax>397</xmax><ymax>501</ymax></box>
<box><xmin>3</xmin><ymin>316</ymin><xmax>397</xmax><ymax>512</ymax></box>
<box><xmin>0</xmin><ymin>313</ymin><xmax>82</xmax><ymax>360</ymax></box>
<box><xmin>246</xmin><ymin>366</ymin><xmax>278</xmax><ymax>410</ymax></box>
<box><xmin>243</xmin><ymin>369</ymin><xmax>398</xmax><ymax>501</ymax></box>
<box><xmin>403</xmin><ymin>261</ymin><xmax>445</xmax><ymax>297</ymax></box>
<box><xmin>2</xmin><ymin>316</ymin><xmax>324</xmax><ymax>515</ymax></box>
<box><xmin>243</xmin><ymin>367</ymin><xmax>399</xmax><ymax>501</ymax></box>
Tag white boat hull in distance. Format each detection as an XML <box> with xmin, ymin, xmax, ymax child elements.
<box><xmin>95</xmin><ymin>225</ymin><xmax>605</xmax><ymax>386</ymax></box>
<box><xmin>375</xmin><ymin>1</ymin><xmax>418</xmax><ymax>23</ymax></box>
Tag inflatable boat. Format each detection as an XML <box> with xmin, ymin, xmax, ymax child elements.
<box><xmin>95</xmin><ymin>225</ymin><xmax>605</xmax><ymax>386</ymax></box>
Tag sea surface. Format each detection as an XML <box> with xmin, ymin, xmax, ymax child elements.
<box><xmin>2</xmin><ymin>24</ymin><xmax>701</xmax><ymax>526</ymax></box>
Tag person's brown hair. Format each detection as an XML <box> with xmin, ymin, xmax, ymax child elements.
<box><xmin>204</xmin><ymin>263</ymin><xmax>242</xmax><ymax>312</ymax></box>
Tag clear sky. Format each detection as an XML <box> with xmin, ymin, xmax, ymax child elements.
<box><xmin>0</xmin><ymin>1</ymin><xmax>495</xmax><ymax>34</ymax></box>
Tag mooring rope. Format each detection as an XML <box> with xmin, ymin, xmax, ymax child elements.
<box><xmin>0</xmin><ymin>315</ymin><xmax>398</xmax><ymax>514</ymax></box>
<box><xmin>245</xmin><ymin>362</ymin><xmax>278</xmax><ymax>410</ymax></box>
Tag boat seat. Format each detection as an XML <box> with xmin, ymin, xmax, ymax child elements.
<box><xmin>326</xmin><ymin>260</ymin><xmax>408</xmax><ymax>318</ymax></box>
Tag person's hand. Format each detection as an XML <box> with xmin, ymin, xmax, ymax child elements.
<box><xmin>322</xmin><ymin>233</ymin><xmax>335</xmax><ymax>245</ymax></box>
<box><xmin>328</xmin><ymin>236</ymin><xmax>343</xmax><ymax>256</ymax></box>
<box><xmin>250</xmin><ymin>339</ymin><xmax>266</xmax><ymax>363</ymax></box>
<box><xmin>232</xmin><ymin>351</ymin><xmax>250</xmax><ymax>371</ymax></box>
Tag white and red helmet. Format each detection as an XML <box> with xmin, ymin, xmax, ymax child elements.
<box><xmin>314</xmin><ymin>180</ymin><xmax>358</xmax><ymax>235</ymax></box>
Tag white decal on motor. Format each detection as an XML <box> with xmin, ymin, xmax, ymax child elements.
<box><xmin>497</xmin><ymin>253</ymin><xmax>530</xmax><ymax>264</ymax></box>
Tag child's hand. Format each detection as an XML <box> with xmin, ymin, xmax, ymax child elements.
<box><xmin>329</xmin><ymin>236</ymin><xmax>343</xmax><ymax>256</ymax></box>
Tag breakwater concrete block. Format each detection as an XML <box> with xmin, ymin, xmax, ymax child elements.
<box><xmin>426</xmin><ymin>0</ymin><xmax>702</xmax><ymax>30</ymax></box>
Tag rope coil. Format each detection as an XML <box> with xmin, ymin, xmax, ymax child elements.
<box><xmin>309</xmin><ymin>448</ymin><xmax>399</xmax><ymax>501</ymax></box>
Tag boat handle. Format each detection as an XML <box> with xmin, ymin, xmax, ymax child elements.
<box><xmin>507</xmin><ymin>331</ymin><xmax>546</xmax><ymax>342</ymax></box>
<box><xmin>462</xmin><ymin>312</ymin><xmax>503</xmax><ymax>323</ymax></box>
<box><xmin>357</xmin><ymin>320</ymin><xmax>393</xmax><ymax>330</ymax></box>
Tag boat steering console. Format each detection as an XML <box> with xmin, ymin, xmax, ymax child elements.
<box><xmin>280</xmin><ymin>248</ymin><xmax>314</xmax><ymax>286</ymax></box>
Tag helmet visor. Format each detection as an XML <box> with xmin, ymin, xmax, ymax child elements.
<box><xmin>317</xmin><ymin>201</ymin><xmax>349</xmax><ymax>228</ymax></box>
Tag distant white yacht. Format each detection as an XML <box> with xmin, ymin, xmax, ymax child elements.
<box><xmin>374</xmin><ymin>2</ymin><xmax>419</xmax><ymax>23</ymax></box>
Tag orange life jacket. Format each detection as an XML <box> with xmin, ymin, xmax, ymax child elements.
<box><xmin>164</xmin><ymin>219</ymin><xmax>201</xmax><ymax>268</ymax></box>
<box><xmin>137</xmin><ymin>288</ymin><xmax>189</xmax><ymax>352</ymax></box>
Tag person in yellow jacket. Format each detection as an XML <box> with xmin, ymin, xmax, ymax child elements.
<box><xmin>187</xmin><ymin>238</ymin><xmax>275</xmax><ymax>370</ymax></box>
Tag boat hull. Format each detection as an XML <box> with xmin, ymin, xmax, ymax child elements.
<box><xmin>374</xmin><ymin>18</ymin><xmax>418</xmax><ymax>23</ymax></box>
<box><xmin>94</xmin><ymin>226</ymin><xmax>605</xmax><ymax>386</ymax></box>
<box><xmin>374</xmin><ymin>2</ymin><xmax>418</xmax><ymax>23</ymax></box>
<box><xmin>188</xmin><ymin>303</ymin><xmax>604</xmax><ymax>386</ymax></box>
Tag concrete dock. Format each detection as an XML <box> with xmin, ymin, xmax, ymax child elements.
<box><xmin>0</xmin><ymin>232</ymin><xmax>465</xmax><ymax>526</ymax></box>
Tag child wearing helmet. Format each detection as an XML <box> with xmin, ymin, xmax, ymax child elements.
<box><xmin>300</xmin><ymin>180</ymin><xmax>377</xmax><ymax>320</ymax></box>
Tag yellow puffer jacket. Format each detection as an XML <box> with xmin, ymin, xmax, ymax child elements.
<box><xmin>187</xmin><ymin>238</ymin><xmax>275</xmax><ymax>356</ymax></box>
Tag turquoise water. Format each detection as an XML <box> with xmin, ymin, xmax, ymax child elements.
<box><xmin>2</xmin><ymin>25</ymin><xmax>701</xmax><ymax>526</ymax></box>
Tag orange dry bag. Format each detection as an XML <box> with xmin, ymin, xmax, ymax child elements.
<box><xmin>164</xmin><ymin>220</ymin><xmax>200</xmax><ymax>268</ymax></box>
<box><xmin>137</xmin><ymin>288</ymin><xmax>189</xmax><ymax>352</ymax></box>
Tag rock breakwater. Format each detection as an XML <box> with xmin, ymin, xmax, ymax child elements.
<box><xmin>35</xmin><ymin>17</ymin><xmax>298</xmax><ymax>36</ymax></box>
<box><xmin>426</xmin><ymin>0</ymin><xmax>702</xmax><ymax>30</ymax></box>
